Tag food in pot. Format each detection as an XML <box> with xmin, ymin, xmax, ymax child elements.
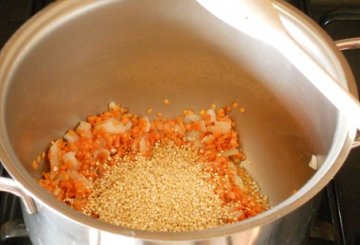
<box><xmin>34</xmin><ymin>102</ymin><xmax>269</xmax><ymax>231</ymax></box>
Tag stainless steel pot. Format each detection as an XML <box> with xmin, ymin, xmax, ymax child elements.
<box><xmin>0</xmin><ymin>0</ymin><xmax>359</xmax><ymax>244</ymax></box>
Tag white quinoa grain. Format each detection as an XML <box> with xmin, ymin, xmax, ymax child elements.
<box><xmin>84</xmin><ymin>143</ymin><xmax>232</xmax><ymax>232</ymax></box>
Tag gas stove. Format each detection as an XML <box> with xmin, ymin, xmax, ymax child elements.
<box><xmin>0</xmin><ymin>1</ymin><xmax>359</xmax><ymax>245</ymax></box>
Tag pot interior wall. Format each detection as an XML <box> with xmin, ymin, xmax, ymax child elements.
<box><xmin>3</xmin><ymin>0</ymin><xmax>338</xmax><ymax>207</ymax></box>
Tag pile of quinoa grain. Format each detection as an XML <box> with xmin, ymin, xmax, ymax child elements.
<box><xmin>84</xmin><ymin>143</ymin><xmax>232</xmax><ymax>232</ymax></box>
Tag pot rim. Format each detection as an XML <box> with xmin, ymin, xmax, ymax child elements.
<box><xmin>0</xmin><ymin>0</ymin><xmax>357</xmax><ymax>241</ymax></box>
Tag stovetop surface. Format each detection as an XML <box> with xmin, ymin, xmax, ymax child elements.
<box><xmin>0</xmin><ymin>1</ymin><xmax>359</xmax><ymax>245</ymax></box>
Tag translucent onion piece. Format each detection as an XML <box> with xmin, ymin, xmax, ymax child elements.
<box><xmin>174</xmin><ymin>124</ymin><xmax>185</xmax><ymax>135</ymax></box>
<box><xmin>124</xmin><ymin>121</ymin><xmax>133</xmax><ymax>132</ymax></box>
<box><xmin>64</xmin><ymin>130</ymin><xmax>79</xmax><ymax>143</ymax></box>
<box><xmin>95</xmin><ymin>118</ymin><xmax>130</xmax><ymax>134</ymax></box>
<box><xmin>108</xmin><ymin>101</ymin><xmax>118</xmax><ymax>110</ymax></box>
<box><xmin>199</xmin><ymin>120</ymin><xmax>207</xmax><ymax>132</ymax></box>
<box><xmin>186</xmin><ymin>131</ymin><xmax>200</xmax><ymax>141</ymax></box>
<box><xmin>229</xmin><ymin>162</ymin><xmax>244</xmax><ymax>189</ymax></box>
<box><xmin>222</xmin><ymin>148</ymin><xmax>240</xmax><ymax>157</ymax></box>
<box><xmin>68</xmin><ymin>171</ymin><xmax>92</xmax><ymax>188</ymax></box>
<box><xmin>184</xmin><ymin>114</ymin><xmax>201</xmax><ymax>123</ymax></box>
<box><xmin>62</xmin><ymin>151</ymin><xmax>80</xmax><ymax>170</ymax></box>
<box><xmin>201</xmin><ymin>135</ymin><xmax>215</xmax><ymax>144</ymax></box>
<box><xmin>143</xmin><ymin>116</ymin><xmax>151</xmax><ymax>133</ymax></box>
<box><xmin>206</xmin><ymin>109</ymin><xmax>217</xmax><ymax>122</ymax></box>
<box><xmin>139</xmin><ymin>137</ymin><xmax>148</xmax><ymax>153</ymax></box>
<box><xmin>76</xmin><ymin>121</ymin><xmax>92</xmax><ymax>138</ymax></box>
<box><xmin>308</xmin><ymin>155</ymin><xmax>318</xmax><ymax>170</ymax></box>
<box><xmin>214</xmin><ymin>121</ymin><xmax>232</xmax><ymax>134</ymax></box>
<box><xmin>49</xmin><ymin>140</ymin><xmax>61</xmax><ymax>171</ymax></box>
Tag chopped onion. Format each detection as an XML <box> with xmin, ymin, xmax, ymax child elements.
<box><xmin>228</xmin><ymin>161</ymin><xmax>236</xmax><ymax>173</ymax></box>
<box><xmin>234</xmin><ymin>175</ymin><xmax>245</xmax><ymax>189</ymax></box>
<box><xmin>76</xmin><ymin>121</ymin><xmax>92</xmax><ymax>138</ymax></box>
<box><xmin>206</xmin><ymin>109</ymin><xmax>216</xmax><ymax>122</ymax></box>
<box><xmin>186</xmin><ymin>131</ymin><xmax>201</xmax><ymax>147</ymax></box>
<box><xmin>222</xmin><ymin>148</ymin><xmax>240</xmax><ymax>157</ymax></box>
<box><xmin>108</xmin><ymin>101</ymin><xmax>118</xmax><ymax>110</ymax></box>
<box><xmin>68</xmin><ymin>171</ymin><xmax>92</xmax><ymax>188</ymax></box>
<box><xmin>229</xmin><ymin>162</ymin><xmax>244</xmax><ymax>189</ymax></box>
<box><xmin>64</xmin><ymin>130</ymin><xmax>79</xmax><ymax>143</ymax></box>
<box><xmin>49</xmin><ymin>140</ymin><xmax>61</xmax><ymax>171</ymax></box>
<box><xmin>308</xmin><ymin>155</ymin><xmax>318</xmax><ymax>170</ymax></box>
<box><xmin>207</xmin><ymin>126</ymin><xmax>218</xmax><ymax>133</ymax></box>
<box><xmin>186</xmin><ymin>131</ymin><xmax>200</xmax><ymax>141</ymax></box>
<box><xmin>230</xmin><ymin>209</ymin><xmax>244</xmax><ymax>219</ymax></box>
<box><xmin>124</xmin><ymin>121</ymin><xmax>132</xmax><ymax>131</ymax></box>
<box><xmin>215</xmin><ymin>121</ymin><xmax>232</xmax><ymax>134</ymax></box>
<box><xmin>95</xmin><ymin>118</ymin><xmax>131</xmax><ymax>134</ymax></box>
<box><xmin>174</xmin><ymin>124</ymin><xmax>185</xmax><ymax>135</ymax></box>
<box><xmin>184</xmin><ymin>114</ymin><xmax>201</xmax><ymax>123</ymax></box>
<box><xmin>199</xmin><ymin>120</ymin><xmax>207</xmax><ymax>132</ymax></box>
<box><xmin>62</xmin><ymin>151</ymin><xmax>79</xmax><ymax>170</ymax></box>
<box><xmin>224</xmin><ymin>200</ymin><xmax>244</xmax><ymax>219</ymax></box>
<box><xmin>201</xmin><ymin>135</ymin><xmax>215</xmax><ymax>144</ymax></box>
<box><xmin>139</xmin><ymin>137</ymin><xmax>148</xmax><ymax>153</ymax></box>
<box><xmin>53</xmin><ymin>187</ymin><xmax>62</xmax><ymax>197</ymax></box>
<box><xmin>143</xmin><ymin>116</ymin><xmax>151</xmax><ymax>133</ymax></box>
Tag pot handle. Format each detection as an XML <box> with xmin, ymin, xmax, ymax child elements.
<box><xmin>335</xmin><ymin>37</ymin><xmax>360</xmax><ymax>148</ymax></box>
<box><xmin>0</xmin><ymin>177</ymin><xmax>37</xmax><ymax>214</ymax></box>
<box><xmin>335</xmin><ymin>38</ymin><xmax>360</xmax><ymax>51</ymax></box>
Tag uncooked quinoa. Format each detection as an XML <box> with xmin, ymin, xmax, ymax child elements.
<box><xmin>35</xmin><ymin>101</ymin><xmax>269</xmax><ymax>232</ymax></box>
<box><xmin>84</xmin><ymin>143</ymin><xmax>231</xmax><ymax>231</ymax></box>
